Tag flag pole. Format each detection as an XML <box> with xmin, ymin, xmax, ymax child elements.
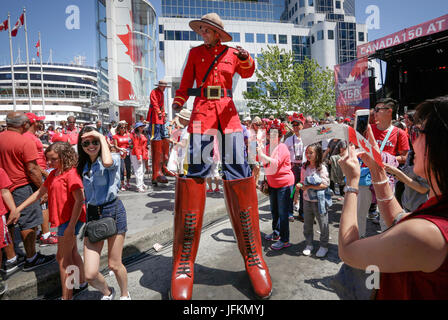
<box><xmin>8</xmin><ymin>13</ymin><xmax>17</xmax><ymax>112</ymax></box>
<box><xmin>23</xmin><ymin>7</ymin><xmax>32</xmax><ymax>112</ymax></box>
<box><xmin>38</xmin><ymin>32</ymin><xmax>45</xmax><ymax>117</ymax></box>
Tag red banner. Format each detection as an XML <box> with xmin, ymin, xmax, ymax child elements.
<box><xmin>358</xmin><ymin>14</ymin><xmax>448</xmax><ymax>58</ymax></box>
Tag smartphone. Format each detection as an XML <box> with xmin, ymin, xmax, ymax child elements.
<box><xmin>354</xmin><ymin>109</ymin><xmax>370</xmax><ymax>135</ymax></box>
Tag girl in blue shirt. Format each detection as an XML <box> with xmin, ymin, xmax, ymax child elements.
<box><xmin>77</xmin><ymin>126</ymin><xmax>130</xmax><ymax>300</ymax></box>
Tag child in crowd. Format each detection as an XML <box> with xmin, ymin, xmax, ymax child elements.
<box><xmin>0</xmin><ymin>168</ymin><xmax>17</xmax><ymax>296</ymax></box>
<box><xmin>297</xmin><ymin>143</ymin><xmax>332</xmax><ymax>258</ymax></box>
<box><xmin>16</xmin><ymin>142</ymin><xmax>87</xmax><ymax>300</ymax></box>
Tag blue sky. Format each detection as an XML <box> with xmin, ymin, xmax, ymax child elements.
<box><xmin>0</xmin><ymin>0</ymin><xmax>447</xmax><ymax>79</ymax></box>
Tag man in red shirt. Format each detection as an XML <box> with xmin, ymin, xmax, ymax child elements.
<box><xmin>169</xmin><ymin>13</ymin><xmax>272</xmax><ymax>300</ymax></box>
<box><xmin>146</xmin><ymin>80</ymin><xmax>172</xmax><ymax>185</ymax></box>
<box><xmin>65</xmin><ymin>116</ymin><xmax>79</xmax><ymax>151</ymax></box>
<box><xmin>24</xmin><ymin>113</ymin><xmax>58</xmax><ymax>247</ymax></box>
<box><xmin>0</xmin><ymin>112</ymin><xmax>55</xmax><ymax>274</ymax></box>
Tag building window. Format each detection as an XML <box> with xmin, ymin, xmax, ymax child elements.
<box><xmin>358</xmin><ymin>32</ymin><xmax>365</xmax><ymax>42</ymax></box>
<box><xmin>267</xmin><ymin>34</ymin><xmax>277</xmax><ymax>44</ymax></box>
<box><xmin>166</xmin><ymin>30</ymin><xmax>175</xmax><ymax>41</ymax></box>
<box><xmin>308</xmin><ymin>0</ymin><xmax>314</xmax><ymax>6</ymax></box>
<box><xmin>317</xmin><ymin>30</ymin><xmax>324</xmax><ymax>41</ymax></box>
<box><xmin>159</xmin><ymin>41</ymin><xmax>164</xmax><ymax>51</ymax></box>
<box><xmin>328</xmin><ymin>30</ymin><xmax>334</xmax><ymax>39</ymax></box>
<box><xmin>308</xmin><ymin>21</ymin><xmax>314</xmax><ymax>27</ymax></box>
<box><xmin>279</xmin><ymin>34</ymin><xmax>287</xmax><ymax>44</ymax></box>
<box><xmin>159</xmin><ymin>25</ymin><xmax>164</xmax><ymax>34</ymax></box>
<box><xmin>311</xmin><ymin>35</ymin><xmax>315</xmax><ymax>44</ymax></box>
<box><xmin>230</xmin><ymin>32</ymin><xmax>241</xmax><ymax>42</ymax></box>
<box><xmin>245</xmin><ymin>33</ymin><xmax>254</xmax><ymax>43</ymax></box>
<box><xmin>299</xmin><ymin>0</ymin><xmax>305</xmax><ymax>8</ymax></box>
<box><xmin>335</xmin><ymin>1</ymin><xmax>341</xmax><ymax>9</ymax></box>
<box><xmin>256</xmin><ymin>33</ymin><xmax>266</xmax><ymax>43</ymax></box>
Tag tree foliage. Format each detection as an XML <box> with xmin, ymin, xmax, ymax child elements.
<box><xmin>243</xmin><ymin>45</ymin><xmax>335</xmax><ymax>119</ymax></box>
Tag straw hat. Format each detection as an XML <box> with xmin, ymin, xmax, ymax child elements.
<box><xmin>155</xmin><ymin>80</ymin><xmax>171</xmax><ymax>88</ymax></box>
<box><xmin>189</xmin><ymin>13</ymin><xmax>232</xmax><ymax>43</ymax></box>
<box><xmin>175</xmin><ymin>109</ymin><xmax>191</xmax><ymax>129</ymax></box>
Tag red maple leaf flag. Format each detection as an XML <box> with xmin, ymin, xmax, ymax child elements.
<box><xmin>36</xmin><ymin>40</ymin><xmax>40</xmax><ymax>57</ymax></box>
<box><xmin>0</xmin><ymin>19</ymin><xmax>8</xmax><ymax>32</ymax></box>
<box><xmin>11</xmin><ymin>13</ymin><xmax>24</xmax><ymax>37</ymax></box>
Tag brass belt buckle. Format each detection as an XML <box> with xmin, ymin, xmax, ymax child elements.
<box><xmin>206</xmin><ymin>86</ymin><xmax>221</xmax><ymax>100</ymax></box>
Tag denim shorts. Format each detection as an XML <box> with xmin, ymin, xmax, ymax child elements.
<box><xmin>57</xmin><ymin>221</ymin><xmax>84</xmax><ymax>237</ymax></box>
<box><xmin>87</xmin><ymin>199</ymin><xmax>127</xmax><ymax>235</ymax></box>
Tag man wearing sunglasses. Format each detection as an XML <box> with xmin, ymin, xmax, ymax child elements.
<box><xmin>371</xmin><ymin>98</ymin><xmax>409</xmax><ymax>165</ymax></box>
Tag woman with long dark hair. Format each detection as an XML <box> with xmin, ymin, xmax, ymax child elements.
<box><xmin>338</xmin><ymin>96</ymin><xmax>448</xmax><ymax>299</ymax></box>
<box><xmin>77</xmin><ymin>126</ymin><xmax>130</xmax><ymax>300</ymax></box>
<box><xmin>113</xmin><ymin>122</ymin><xmax>132</xmax><ymax>191</ymax></box>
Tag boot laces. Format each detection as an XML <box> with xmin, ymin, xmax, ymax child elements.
<box><xmin>176</xmin><ymin>212</ymin><xmax>196</xmax><ymax>276</ymax></box>
<box><xmin>240</xmin><ymin>209</ymin><xmax>261</xmax><ymax>267</ymax></box>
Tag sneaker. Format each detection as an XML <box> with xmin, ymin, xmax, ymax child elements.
<box><xmin>270</xmin><ymin>240</ymin><xmax>292</xmax><ymax>250</ymax></box>
<box><xmin>302</xmin><ymin>245</ymin><xmax>313</xmax><ymax>256</ymax></box>
<box><xmin>206</xmin><ymin>188</ymin><xmax>214</xmax><ymax>193</ymax></box>
<box><xmin>101</xmin><ymin>287</ymin><xmax>115</xmax><ymax>300</ymax></box>
<box><xmin>0</xmin><ymin>255</ymin><xmax>25</xmax><ymax>275</ymax></box>
<box><xmin>316</xmin><ymin>246</ymin><xmax>329</xmax><ymax>258</ymax></box>
<box><xmin>289</xmin><ymin>216</ymin><xmax>295</xmax><ymax>222</ymax></box>
<box><xmin>39</xmin><ymin>234</ymin><xmax>58</xmax><ymax>247</ymax></box>
<box><xmin>367</xmin><ymin>211</ymin><xmax>379</xmax><ymax>220</ymax></box>
<box><xmin>264</xmin><ymin>232</ymin><xmax>280</xmax><ymax>242</ymax></box>
<box><xmin>372</xmin><ymin>215</ymin><xmax>380</xmax><ymax>225</ymax></box>
<box><xmin>0</xmin><ymin>279</ymin><xmax>7</xmax><ymax>296</ymax></box>
<box><xmin>126</xmin><ymin>183</ymin><xmax>131</xmax><ymax>189</ymax></box>
<box><xmin>119</xmin><ymin>292</ymin><xmax>132</xmax><ymax>300</ymax></box>
<box><xmin>214</xmin><ymin>188</ymin><xmax>220</xmax><ymax>193</ymax></box>
<box><xmin>23</xmin><ymin>253</ymin><xmax>56</xmax><ymax>272</ymax></box>
<box><xmin>137</xmin><ymin>187</ymin><xmax>146</xmax><ymax>193</ymax></box>
<box><xmin>120</xmin><ymin>185</ymin><xmax>126</xmax><ymax>191</ymax></box>
<box><xmin>73</xmin><ymin>282</ymin><xmax>88</xmax><ymax>297</ymax></box>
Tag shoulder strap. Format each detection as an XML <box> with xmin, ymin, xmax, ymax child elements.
<box><xmin>199</xmin><ymin>46</ymin><xmax>229</xmax><ymax>88</ymax></box>
<box><xmin>379</xmin><ymin>126</ymin><xmax>394</xmax><ymax>152</ymax></box>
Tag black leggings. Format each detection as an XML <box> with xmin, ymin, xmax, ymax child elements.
<box><xmin>120</xmin><ymin>155</ymin><xmax>131</xmax><ymax>182</ymax></box>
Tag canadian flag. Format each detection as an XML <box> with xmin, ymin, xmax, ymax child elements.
<box><xmin>11</xmin><ymin>13</ymin><xmax>24</xmax><ymax>37</ymax></box>
<box><xmin>36</xmin><ymin>40</ymin><xmax>40</xmax><ymax>57</ymax></box>
<box><xmin>0</xmin><ymin>19</ymin><xmax>8</xmax><ymax>32</ymax></box>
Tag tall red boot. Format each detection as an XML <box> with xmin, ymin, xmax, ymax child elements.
<box><xmin>171</xmin><ymin>176</ymin><xmax>206</xmax><ymax>300</ymax></box>
<box><xmin>223</xmin><ymin>176</ymin><xmax>272</xmax><ymax>299</ymax></box>
<box><xmin>151</xmin><ymin>140</ymin><xmax>168</xmax><ymax>185</ymax></box>
<box><xmin>162</xmin><ymin>138</ymin><xmax>176</xmax><ymax>177</ymax></box>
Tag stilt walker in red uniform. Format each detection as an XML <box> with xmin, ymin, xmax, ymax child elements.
<box><xmin>146</xmin><ymin>80</ymin><xmax>175</xmax><ymax>186</ymax></box>
<box><xmin>170</xmin><ymin>13</ymin><xmax>272</xmax><ymax>300</ymax></box>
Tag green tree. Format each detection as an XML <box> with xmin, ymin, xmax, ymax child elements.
<box><xmin>243</xmin><ymin>47</ymin><xmax>335</xmax><ymax>119</ymax></box>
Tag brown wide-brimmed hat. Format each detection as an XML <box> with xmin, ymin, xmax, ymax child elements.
<box><xmin>189</xmin><ymin>13</ymin><xmax>232</xmax><ymax>43</ymax></box>
<box><xmin>155</xmin><ymin>80</ymin><xmax>171</xmax><ymax>88</ymax></box>
<box><xmin>175</xmin><ymin>109</ymin><xmax>192</xmax><ymax>129</ymax></box>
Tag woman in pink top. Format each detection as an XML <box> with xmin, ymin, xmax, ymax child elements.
<box><xmin>257</xmin><ymin>120</ymin><xmax>295</xmax><ymax>250</ymax></box>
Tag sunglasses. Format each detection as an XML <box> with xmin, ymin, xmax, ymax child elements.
<box><xmin>374</xmin><ymin>106</ymin><xmax>390</xmax><ymax>113</ymax></box>
<box><xmin>81</xmin><ymin>140</ymin><xmax>100</xmax><ymax>148</ymax></box>
<box><xmin>292</xmin><ymin>123</ymin><xmax>302</xmax><ymax>127</ymax></box>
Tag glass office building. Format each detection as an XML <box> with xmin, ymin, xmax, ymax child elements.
<box><xmin>162</xmin><ymin>0</ymin><xmax>288</xmax><ymax>22</ymax></box>
<box><xmin>96</xmin><ymin>0</ymin><xmax>157</xmax><ymax>123</ymax></box>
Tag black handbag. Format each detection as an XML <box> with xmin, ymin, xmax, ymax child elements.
<box><xmin>82</xmin><ymin>200</ymin><xmax>118</xmax><ymax>243</ymax></box>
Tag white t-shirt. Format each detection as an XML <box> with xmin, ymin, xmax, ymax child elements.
<box><xmin>284</xmin><ymin>134</ymin><xmax>305</xmax><ymax>164</ymax></box>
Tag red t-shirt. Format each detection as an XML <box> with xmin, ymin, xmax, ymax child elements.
<box><xmin>51</xmin><ymin>132</ymin><xmax>70</xmax><ymax>143</ymax></box>
<box><xmin>263</xmin><ymin>143</ymin><xmax>295</xmax><ymax>188</ymax></box>
<box><xmin>371</xmin><ymin>124</ymin><xmax>409</xmax><ymax>157</ymax></box>
<box><xmin>23</xmin><ymin>131</ymin><xmax>47</xmax><ymax>170</ymax></box>
<box><xmin>0</xmin><ymin>168</ymin><xmax>13</xmax><ymax>216</ymax></box>
<box><xmin>43</xmin><ymin>167</ymin><xmax>86</xmax><ymax>227</ymax></box>
<box><xmin>376</xmin><ymin>197</ymin><xmax>448</xmax><ymax>300</ymax></box>
<box><xmin>113</xmin><ymin>133</ymin><xmax>131</xmax><ymax>149</ymax></box>
<box><xmin>65</xmin><ymin>128</ymin><xmax>79</xmax><ymax>145</ymax></box>
<box><xmin>0</xmin><ymin>130</ymin><xmax>39</xmax><ymax>191</ymax></box>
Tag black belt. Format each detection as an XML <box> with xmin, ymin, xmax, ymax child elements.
<box><xmin>87</xmin><ymin>198</ymin><xmax>118</xmax><ymax>220</ymax></box>
<box><xmin>188</xmin><ymin>87</ymin><xmax>232</xmax><ymax>100</ymax></box>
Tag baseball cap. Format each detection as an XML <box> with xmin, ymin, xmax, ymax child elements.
<box><xmin>25</xmin><ymin>113</ymin><xmax>45</xmax><ymax>124</ymax></box>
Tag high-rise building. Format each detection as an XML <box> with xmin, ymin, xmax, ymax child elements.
<box><xmin>160</xmin><ymin>0</ymin><xmax>367</xmax><ymax>115</ymax></box>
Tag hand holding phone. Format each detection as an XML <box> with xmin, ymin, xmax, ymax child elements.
<box><xmin>354</xmin><ymin>109</ymin><xmax>370</xmax><ymax>136</ymax></box>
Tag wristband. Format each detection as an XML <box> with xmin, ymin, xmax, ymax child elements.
<box><xmin>372</xmin><ymin>178</ymin><xmax>389</xmax><ymax>185</ymax></box>
<box><xmin>376</xmin><ymin>194</ymin><xmax>395</xmax><ymax>202</ymax></box>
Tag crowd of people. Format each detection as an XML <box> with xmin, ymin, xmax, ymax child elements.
<box><xmin>0</xmin><ymin>93</ymin><xmax>446</xmax><ymax>299</ymax></box>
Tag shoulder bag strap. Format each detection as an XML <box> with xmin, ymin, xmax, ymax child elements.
<box><xmin>379</xmin><ymin>126</ymin><xmax>394</xmax><ymax>153</ymax></box>
<box><xmin>198</xmin><ymin>46</ymin><xmax>229</xmax><ymax>88</ymax></box>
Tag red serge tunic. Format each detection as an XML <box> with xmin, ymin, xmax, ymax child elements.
<box><xmin>376</xmin><ymin>196</ymin><xmax>448</xmax><ymax>300</ymax></box>
<box><xmin>43</xmin><ymin>167</ymin><xmax>86</xmax><ymax>227</ymax></box>
<box><xmin>173</xmin><ymin>42</ymin><xmax>255</xmax><ymax>135</ymax></box>
<box><xmin>146</xmin><ymin>87</ymin><xmax>165</xmax><ymax>125</ymax></box>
